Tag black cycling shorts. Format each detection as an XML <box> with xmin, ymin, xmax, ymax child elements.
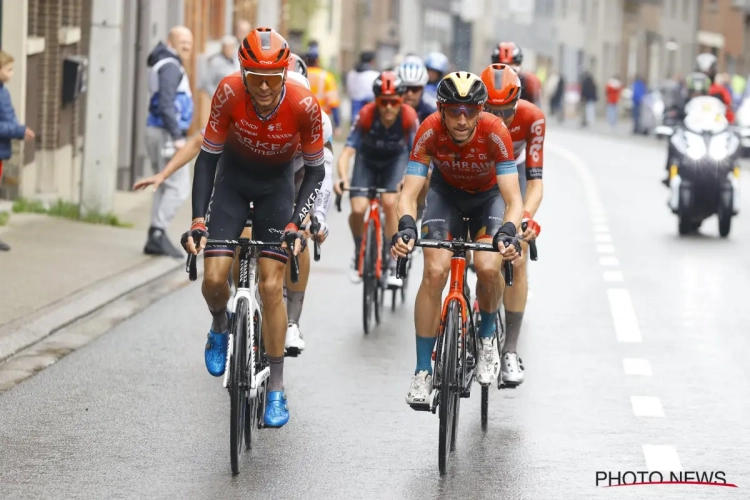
<box><xmin>421</xmin><ymin>169</ymin><xmax>506</xmax><ymax>241</ymax></box>
<box><xmin>205</xmin><ymin>155</ymin><xmax>294</xmax><ymax>263</ymax></box>
<box><xmin>350</xmin><ymin>150</ymin><xmax>408</xmax><ymax>198</ymax></box>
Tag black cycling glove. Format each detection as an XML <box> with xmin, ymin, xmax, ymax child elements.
<box><xmin>392</xmin><ymin>215</ymin><xmax>418</xmax><ymax>248</ymax></box>
<box><xmin>492</xmin><ymin>222</ymin><xmax>520</xmax><ymax>253</ymax></box>
<box><xmin>181</xmin><ymin>221</ymin><xmax>209</xmax><ymax>251</ymax></box>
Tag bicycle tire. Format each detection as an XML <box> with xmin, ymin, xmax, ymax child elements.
<box><xmin>244</xmin><ymin>306</ymin><xmax>262</xmax><ymax>449</ymax></box>
<box><xmin>481</xmin><ymin>312</ymin><xmax>503</xmax><ymax>429</ymax></box>
<box><xmin>373</xmin><ymin>223</ymin><xmax>384</xmax><ymax>325</ymax></box>
<box><xmin>438</xmin><ymin>300</ymin><xmax>460</xmax><ymax>476</ymax></box>
<box><xmin>362</xmin><ymin>220</ymin><xmax>376</xmax><ymax>334</ymax></box>
<box><xmin>230</xmin><ymin>297</ymin><xmax>249</xmax><ymax>475</ymax></box>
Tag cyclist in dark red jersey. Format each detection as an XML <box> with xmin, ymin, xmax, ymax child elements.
<box><xmin>182</xmin><ymin>28</ymin><xmax>325</xmax><ymax>428</ymax></box>
<box><xmin>391</xmin><ymin>72</ymin><xmax>523</xmax><ymax>407</ymax></box>
<box><xmin>335</xmin><ymin>71</ymin><xmax>419</xmax><ymax>287</ymax></box>
<box><xmin>492</xmin><ymin>42</ymin><xmax>542</xmax><ymax>108</ymax></box>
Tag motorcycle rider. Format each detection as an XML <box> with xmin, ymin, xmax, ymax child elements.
<box><xmin>696</xmin><ymin>53</ymin><xmax>734</xmax><ymax>124</ymax></box>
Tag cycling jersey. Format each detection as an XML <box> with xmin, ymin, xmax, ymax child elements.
<box><xmin>507</xmin><ymin>99</ymin><xmax>545</xmax><ymax>179</ymax></box>
<box><xmin>709</xmin><ymin>82</ymin><xmax>735</xmax><ymax>123</ymax></box>
<box><xmin>415</xmin><ymin>99</ymin><xmax>437</xmax><ymax>123</ymax></box>
<box><xmin>519</xmin><ymin>71</ymin><xmax>542</xmax><ymax>107</ymax></box>
<box><xmin>346</xmin><ymin>102</ymin><xmax>419</xmax><ymax>162</ymax></box>
<box><xmin>194</xmin><ymin>73</ymin><xmax>325</xmax><ymax>227</ymax></box>
<box><xmin>406</xmin><ymin>112</ymin><xmax>516</xmax><ymax>193</ymax></box>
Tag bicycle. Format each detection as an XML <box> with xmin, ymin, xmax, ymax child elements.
<box><xmin>395</xmin><ymin>218</ymin><xmax>516</xmax><ymax>476</ymax></box>
<box><xmin>335</xmin><ymin>185</ymin><xmax>402</xmax><ymax>334</ymax></box>
<box><xmin>186</xmin><ymin>234</ymin><xmax>301</xmax><ymax>475</ymax></box>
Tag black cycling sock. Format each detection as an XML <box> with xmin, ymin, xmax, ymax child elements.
<box><xmin>287</xmin><ymin>291</ymin><xmax>305</xmax><ymax>325</ymax></box>
<box><xmin>353</xmin><ymin>236</ymin><xmax>362</xmax><ymax>263</ymax></box>
<box><xmin>503</xmin><ymin>310</ymin><xmax>524</xmax><ymax>352</ymax></box>
<box><xmin>268</xmin><ymin>355</ymin><xmax>284</xmax><ymax>392</ymax></box>
<box><xmin>210</xmin><ymin>308</ymin><xmax>229</xmax><ymax>333</ymax></box>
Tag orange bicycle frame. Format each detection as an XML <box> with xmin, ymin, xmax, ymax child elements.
<box><xmin>358</xmin><ymin>196</ymin><xmax>384</xmax><ymax>280</ymax></box>
<box><xmin>439</xmin><ymin>255</ymin><xmax>469</xmax><ymax>339</ymax></box>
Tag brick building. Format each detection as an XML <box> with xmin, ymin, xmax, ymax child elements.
<box><xmin>697</xmin><ymin>0</ymin><xmax>750</xmax><ymax>75</ymax></box>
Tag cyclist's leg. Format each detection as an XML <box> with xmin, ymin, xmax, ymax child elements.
<box><xmin>202</xmin><ymin>164</ymin><xmax>252</xmax><ymax>377</ymax></box>
<box><xmin>348</xmin><ymin>153</ymin><xmax>374</xmax><ymax>282</ymax></box>
<box><xmin>406</xmin><ymin>186</ymin><xmax>462</xmax><ymax>405</ymax></box>
<box><xmin>500</xmin><ymin>168</ymin><xmax>528</xmax><ymax>385</ymax></box>
<box><xmin>252</xmin><ymin>170</ymin><xmax>295</xmax><ymax>427</ymax></box>
<box><xmin>470</xmin><ymin>190</ymin><xmax>506</xmax><ymax>384</ymax></box>
<box><xmin>285</xmin><ymin>169</ymin><xmax>309</xmax><ymax>352</ymax></box>
<box><xmin>381</xmin><ymin>150</ymin><xmax>409</xmax><ymax>278</ymax></box>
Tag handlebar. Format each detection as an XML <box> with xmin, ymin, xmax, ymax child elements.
<box><xmin>308</xmin><ymin>215</ymin><xmax>322</xmax><ymax>262</ymax></box>
<box><xmin>335</xmin><ymin>183</ymin><xmax>399</xmax><ymax>212</ymax></box>
<box><xmin>521</xmin><ymin>221</ymin><xmax>538</xmax><ymax>261</ymax></box>
<box><xmin>185</xmin><ymin>237</ymin><xmax>301</xmax><ymax>284</ymax></box>
<box><xmin>395</xmin><ymin>236</ymin><xmax>516</xmax><ymax>287</ymax></box>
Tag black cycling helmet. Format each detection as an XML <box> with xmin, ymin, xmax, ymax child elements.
<box><xmin>436</xmin><ymin>71</ymin><xmax>488</xmax><ymax>106</ymax></box>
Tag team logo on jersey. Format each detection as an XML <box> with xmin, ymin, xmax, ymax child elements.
<box><xmin>298</xmin><ymin>96</ymin><xmax>323</xmax><ymax>143</ymax></box>
<box><xmin>414</xmin><ymin>129</ymin><xmax>434</xmax><ymax>155</ymax></box>
<box><xmin>268</xmin><ymin>123</ymin><xmax>283</xmax><ymax>131</ymax></box>
<box><xmin>529</xmin><ymin>118</ymin><xmax>545</xmax><ymax>162</ymax></box>
<box><xmin>489</xmin><ymin>132</ymin><xmax>510</xmax><ymax>160</ymax></box>
<box><xmin>209</xmin><ymin>82</ymin><xmax>237</xmax><ymax>133</ymax></box>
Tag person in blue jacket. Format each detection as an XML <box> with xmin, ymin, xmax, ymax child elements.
<box><xmin>631</xmin><ymin>74</ymin><xmax>647</xmax><ymax>134</ymax></box>
<box><xmin>0</xmin><ymin>51</ymin><xmax>36</xmax><ymax>252</ymax></box>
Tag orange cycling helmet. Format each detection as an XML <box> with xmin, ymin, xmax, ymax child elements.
<box><xmin>492</xmin><ymin>42</ymin><xmax>523</xmax><ymax>66</ymax></box>
<box><xmin>481</xmin><ymin>64</ymin><xmax>521</xmax><ymax>106</ymax></box>
<box><xmin>238</xmin><ymin>27</ymin><xmax>291</xmax><ymax>70</ymax></box>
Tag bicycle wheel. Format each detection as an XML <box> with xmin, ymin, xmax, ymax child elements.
<box><xmin>438</xmin><ymin>300</ymin><xmax>460</xmax><ymax>476</ymax></box>
<box><xmin>230</xmin><ymin>297</ymin><xmax>249</xmax><ymax>475</ymax></box>
<box><xmin>362</xmin><ymin>220</ymin><xmax>376</xmax><ymax>334</ymax></box>
<box><xmin>374</xmin><ymin>224</ymin><xmax>384</xmax><ymax>325</ymax></box>
<box><xmin>244</xmin><ymin>306</ymin><xmax>263</xmax><ymax>449</ymax></box>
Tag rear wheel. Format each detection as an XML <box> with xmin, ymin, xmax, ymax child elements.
<box><xmin>438</xmin><ymin>300</ymin><xmax>460</xmax><ymax>476</ymax></box>
<box><xmin>362</xmin><ymin>220</ymin><xmax>376</xmax><ymax>334</ymax></box>
<box><xmin>374</xmin><ymin>225</ymin><xmax>384</xmax><ymax>324</ymax></box>
<box><xmin>230</xmin><ymin>298</ymin><xmax>249</xmax><ymax>475</ymax></box>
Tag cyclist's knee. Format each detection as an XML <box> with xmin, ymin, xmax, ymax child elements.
<box><xmin>203</xmin><ymin>258</ymin><xmax>232</xmax><ymax>291</ymax></box>
<box><xmin>258</xmin><ymin>271</ymin><xmax>284</xmax><ymax>303</ymax></box>
<box><xmin>381</xmin><ymin>194</ymin><xmax>397</xmax><ymax>212</ymax></box>
<box><xmin>350</xmin><ymin>198</ymin><xmax>368</xmax><ymax>216</ymax></box>
<box><xmin>474</xmin><ymin>255</ymin><xmax>503</xmax><ymax>284</ymax></box>
<box><xmin>423</xmin><ymin>260</ymin><xmax>450</xmax><ymax>290</ymax></box>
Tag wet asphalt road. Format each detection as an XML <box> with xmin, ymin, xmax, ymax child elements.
<box><xmin>1</xmin><ymin>127</ymin><xmax>749</xmax><ymax>499</ymax></box>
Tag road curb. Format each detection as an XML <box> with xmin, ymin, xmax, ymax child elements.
<box><xmin>0</xmin><ymin>256</ymin><xmax>192</xmax><ymax>363</ymax></box>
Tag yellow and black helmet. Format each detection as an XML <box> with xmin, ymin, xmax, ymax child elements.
<box><xmin>436</xmin><ymin>71</ymin><xmax>488</xmax><ymax>106</ymax></box>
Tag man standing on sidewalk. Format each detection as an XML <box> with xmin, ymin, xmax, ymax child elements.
<box><xmin>605</xmin><ymin>74</ymin><xmax>622</xmax><ymax>128</ymax></box>
<box><xmin>143</xmin><ymin>26</ymin><xmax>194</xmax><ymax>258</ymax></box>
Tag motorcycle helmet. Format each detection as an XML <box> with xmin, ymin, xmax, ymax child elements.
<box><xmin>696</xmin><ymin>53</ymin><xmax>718</xmax><ymax>79</ymax></box>
<box><xmin>685</xmin><ymin>71</ymin><xmax>710</xmax><ymax>97</ymax></box>
<box><xmin>424</xmin><ymin>52</ymin><xmax>449</xmax><ymax>75</ymax></box>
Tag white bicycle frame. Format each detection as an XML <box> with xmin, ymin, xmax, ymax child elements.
<box><xmin>223</xmin><ymin>251</ymin><xmax>269</xmax><ymax>399</ymax></box>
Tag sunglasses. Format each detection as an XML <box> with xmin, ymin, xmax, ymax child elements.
<box><xmin>377</xmin><ymin>97</ymin><xmax>403</xmax><ymax>107</ymax></box>
<box><xmin>485</xmin><ymin>105</ymin><xmax>517</xmax><ymax>119</ymax></box>
<box><xmin>442</xmin><ymin>104</ymin><xmax>482</xmax><ymax>119</ymax></box>
<box><xmin>405</xmin><ymin>86</ymin><xmax>424</xmax><ymax>93</ymax></box>
<box><xmin>243</xmin><ymin>69</ymin><xmax>286</xmax><ymax>88</ymax></box>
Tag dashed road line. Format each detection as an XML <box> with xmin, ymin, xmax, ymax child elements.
<box><xmin>608</xmin><ymin>288</ymin><xmax>642</xmax><ymax>343</ymax></box>
<box><xmin>603</xmin><ymin>270</ymin><xmax>624</xmax><ymax>282</ymax></box>
<box><xmin>631</xmin><ymin>396</ymin><xmax>665</xmax><ymax>417</ymax></box>
<box><xmin>643</xmin><ymin>445</ymin><xmax>683</xmax><ymax>471</ymax></box>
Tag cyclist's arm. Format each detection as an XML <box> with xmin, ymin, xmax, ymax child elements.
<box><xmin>290</xmin><ymin>94</ymin><xmax>327</xmax><ymax>228</ymax></box>
<box><xmin>337</xmin><ymin>115</ymin><xmax>362</xmax><ymax>181</ymax></box>
<box><xmin>314</xmin><ymin>144</ymin><xmax>334</xmax><ymax>222</ymax></box>
<box><xmin>524</xmin><ymin>113</ymin><xmax>546</xmax><ymax>218</ymax></box>
<box><xmin>161</xmin><ymin>132</ymin><xmax>203</xmax><ymax>180</ymax></box>
<box><xmin>493</xmin><ymin>127</ymin><xmax>523</xmax><ymax>228</ymax></box>
<box><xmin>397</xmin><ymin>162</ymin><xmax>429</xmax><ymax>221</ymax></box>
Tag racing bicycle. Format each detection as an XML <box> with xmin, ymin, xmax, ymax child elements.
<box><xmin>396</xmin><ymin>218</ymin><xmax>516</xmax><ymax>476</ymax></box>
<box><xmin>186</xmin><ymin>234</ymin><xmax>301</xmax><ymax>475</ymax></box>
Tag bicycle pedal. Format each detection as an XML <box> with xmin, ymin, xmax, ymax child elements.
<box><xmin>408</xmin><ymin>402</ymin><xmax>431</xmax><ymax>412</ymax></box>
<box><xmin>284</xmin><ymin>348</ymin><xmax>301</xmax><ymax>358</ymax></box>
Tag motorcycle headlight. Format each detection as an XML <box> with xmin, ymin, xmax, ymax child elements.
<box><xmin>709</xmin><ymin>139</ymin><xmax>728</xmax><ymax>160</ymax></box>
<box><xmin>685</xmin><ymin>132</ymin><xmax>706</xmax><ymax>159</ymax></box>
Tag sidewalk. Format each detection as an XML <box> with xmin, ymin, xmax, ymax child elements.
<box><xmin>0</xmin><ymin>190</ymin><xmax>192</xmax><ymax>359</ymax></box>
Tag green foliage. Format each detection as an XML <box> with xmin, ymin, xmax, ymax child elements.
<box><xmin>0</xmin><ymin>211</ymin><xmax>8</xmax><ymax>226</ymax></box>
<box><xmin>11</xmin><ymin>198</ymin><xmax>133</xmax><ymax>228</ymax></box>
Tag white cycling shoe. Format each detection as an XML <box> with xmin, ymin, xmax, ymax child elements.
<box><xmin>386</xmin><ymin>274</ymin><xmax>403</xmax><ymax>288</ymax></box>
<box><xmin>406</xmin><ymin>370</ymin><xmax>433</xmax><ymax>407</ymax></box>
<box><xmin>475</xmin><ymin>336</ymin><xmax>501</xmax><ymax>385</ymax></box>
<box><xmin>284</xmin><ymin>323</ymin><xmax>305</xmax><ymax>356</ymax></box>
<box><xmin>349</xmin><ymin>257</ymin><xmax>362</xmax><ymax>284</ymax></box>
<box><xmin>500</xmin><ymin>351</ymin><xmax>524</xmax><ymax>387</ymax></box>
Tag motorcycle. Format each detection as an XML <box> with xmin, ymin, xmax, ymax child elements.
<box><xmin>654</xmin><ymin>96</ymin><xmax>741</xmax><ymax>237</ymax></box>
<box><xmin>733</xmin><ymin>98</ymin><xmax>750</xmax><ymax>157</ymax></box>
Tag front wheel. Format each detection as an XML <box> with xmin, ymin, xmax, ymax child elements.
<box><xmin>718</xmin><ymin>188</ymin><xmax>733</xmax><ymax>238</ymax></box>
<box><xmin>230</xmin><ymin>298</ymin><xmax>249</xmax><ymax>475</ymax></box>
<box><xmin>438</xmin><ymin>300</ymin><xmax>461</xmax><ymax>476</ymax></box>
<box><xmin>362</xmin><ymin>220</ymin><xmax>377</xmax><ymax>334</ymax></box>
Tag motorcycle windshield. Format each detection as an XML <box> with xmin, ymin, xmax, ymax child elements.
<box><xmin>684</xmin><ymin>96</ymin><xmax>728</xmax><ymax>134</ymax></box>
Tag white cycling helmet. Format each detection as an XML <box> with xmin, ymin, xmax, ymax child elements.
<box><xmin>424</xmin><ymin>52</ymin><xmax>449</xmax><ymax>75</ymax></box>
<box><xmin>286</xmin><ymin>70</ymin><xmax>311</xmax><ymax>90</ymax></box>
<box><xmin>397</xmin><ymin>61</ymin><xmax>429</xmax><ymax>87</ymax></box>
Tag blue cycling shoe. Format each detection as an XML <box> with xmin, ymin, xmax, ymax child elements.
<box><xmin>264</xmin><ymin>391</ymin><xmax>290</xmax><ymax>427</ymax></box>
<box><xmin>204</xmin><ymin>312</ymin><xmax>231</xmax><ymax>377</ymax></box>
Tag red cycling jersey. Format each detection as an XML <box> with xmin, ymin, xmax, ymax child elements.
<box><xmin>709</xmin><ymin>83</ymin><xmax>735</xmax><ymax>124</ymax></box>
<box><xmin>202</xmin><ymin>72</ymin><xmax>325</xmax><ymax>166</ymax></box>
<box><xmin>519</xmin><ymin>71</ymin><xmax>542</xmax><ymax>106</ymax></box>
<box><xmin>507</xmin><ymin>99</ymin><xmax>545</xmax><ymax>179</ymax></box>
<box><xmin>407</xmin><ymin>112</ymin><xmax>516</xmax><ymax>193</ymax></box>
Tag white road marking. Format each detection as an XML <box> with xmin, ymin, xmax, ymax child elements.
<box><xmin>631</xmin><ymin>396</ymin><xmax>665</xmax><ymax>417</ymax></box>
<box><xmin>595</xmin><ymin>233</ymin><xmax>612</xmax><ymax>243</ymax></box>
<box><xmin>623</xmin><ymin>358</ymin><xmax>652</xmax><ymax>375</ymax></box>
<box><xmin>643</xmin><ymin>445</ymin><xmax>683</xmax><ymax>472</ymax></box>
<box><xmin>596</xmin><ymin>244</ymin><xmax>615</xmax><ymax>253</ymax></box>
<box><xmin>594</xmin><ymin>224</ymin><xmax>609</xmax><ymax>233</ymax></box>
<box><xmin>603</xmin><ymin>271</ymin><xmax>624</xmax><ymax>282</ymax></box>
<box><xmin>599</xmin><ymin>256</ymin><xmax>620</xmax><ymax>266</ymax></box>
<box><xmin>607</xmin><ymin>289</ymin><xmax>642</xmax><ymax>342</ymax></box>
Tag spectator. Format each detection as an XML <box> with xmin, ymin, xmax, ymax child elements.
<box><xmin>0</xmin><ymin>51</ymin><xmax>35</xmax><ymax>252</ymax></box>
<box><xmin>345</xmin><ymin>51</ymin><xmax>379</xmax><ymax>120</ymax></box>
<box><xmin>550</xmin><ymin>72</ymin><xmax>565</xmax><ymax>122</ymax></box>
<box><xmin>234</xmin><ymin>19</ymin><xmax>251</xmax><ymax>41</ymax></box>
<box><xmin>580</xmin><ymin>70</ymin><xmax>598</xmax><ymax>127</ymax></box>
<box><xmin>605</xmin><ymin>74</ymin><xmax>622</xmax><ymax>127</ymax></box>
<box><xmin>144</xmin><ymin>26</ymin><xmax>194</xmax><ymax>258</ymax></box>
<box><xmin>306</xmin><ymin>41</ymin><xmax>342</xmax><ymax>138</ymax></box>
<box><xmin>199</xmin><ymin>35</ymin><xmax>239</xmax><ymax>102</ymax></box>
<box><xmin>631</xmin><ymin>74</ymin><xmax>647</xmax><ymax>134</ymax></box>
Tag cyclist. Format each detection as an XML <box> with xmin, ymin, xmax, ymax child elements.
<box><xmin>391</xmin><ymin>72</ymin><xmax>524</xmax><ymax>406</ymax></box>
<box><xmin>423</xmin><ymin>52</ymin><xmax>449</xmax><ymax>107</ymax></box>
<box><xmin>335</xmin><ymin>71</ymin><xmax>419</xmax><ymax>287</ymax></box>
<box><xmin>492</xmin><ymin>42</ymin><xmax>541</xmax><ymax>107</ymax></box>
<box><xmin>397</xmin><ymin>59</ymin><xmax>438</xmax><ymax>216</ymax></box>
<box><xmin>183</xmin><ymin>28</ymin><xmax>325</xmax><ymax>428</ymax></box>
<box><xmin>480</xmin><ymin>63</ymin><xmax>545</xmax><ymax>387</ymax></box>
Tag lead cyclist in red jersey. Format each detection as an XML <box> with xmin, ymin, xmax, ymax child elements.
<box><xmin>480</xmin><ymin>63</ymin><xmax>545</xmax><ymax>387</ymax></box>
<box><xmin>492</xmin><ymin>42</ymin><xmax>542</xmax><ymax>108</ymax></box>
<box><xmin>182</xmin><ymin>28</ymin><xmax>325</xmax><ymax>428</ymax></box>
<box><xmin>391</xmin><ymin>72</ymin><xmax>524</xmax><ymax>406</ymax></box>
